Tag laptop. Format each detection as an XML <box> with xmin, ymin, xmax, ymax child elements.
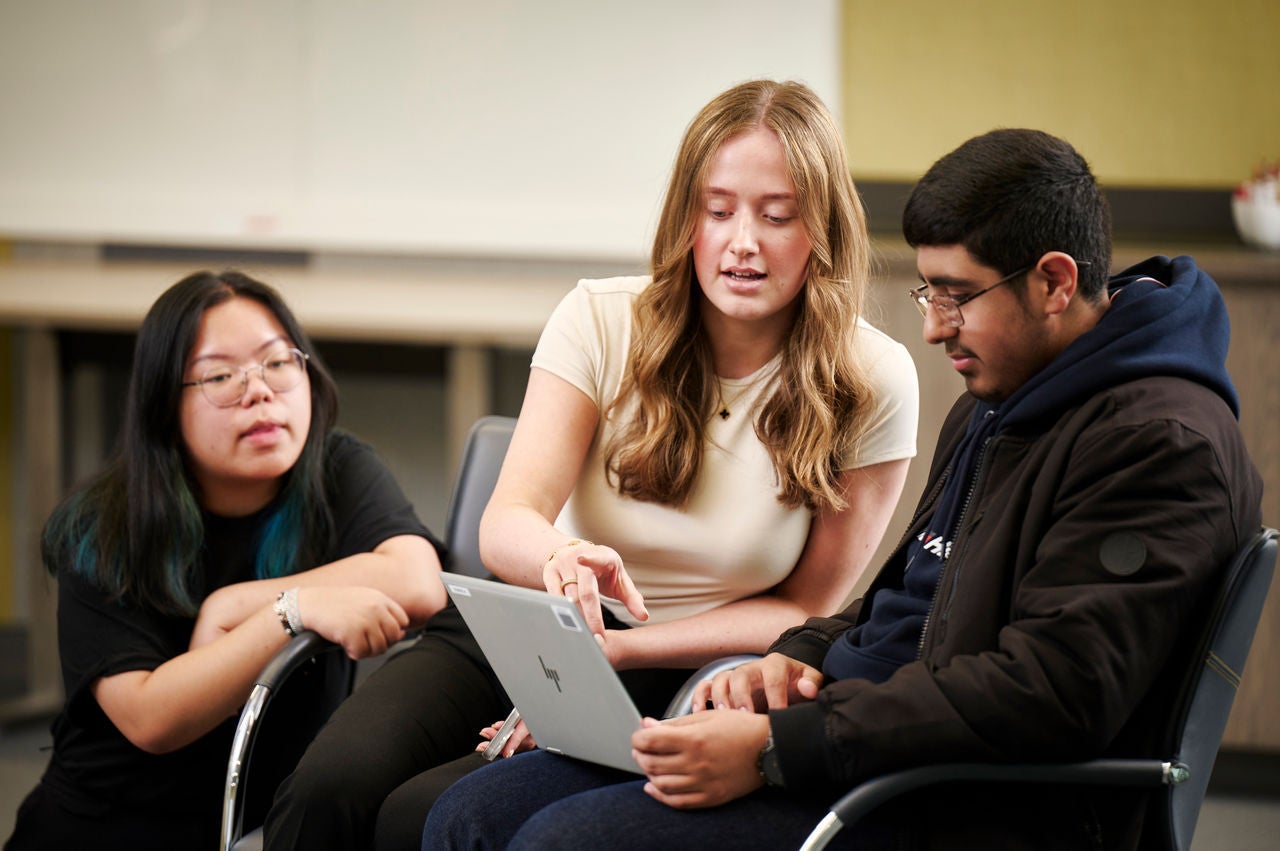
<box><xmin>444</xmin><ymin>573</ymin><xmax>644</xmax><ymax>774</ymax></box>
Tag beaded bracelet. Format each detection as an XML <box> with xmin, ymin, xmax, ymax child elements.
<box><xmin>284</xmin><ymin>587</ymin><xmax>302</xmax><ymax>635</ymax></box>
<box><xmin>273</xmin><ymin>587</ymin><xmax>303</xmax><ymax>637</ymax></box>
<box><xmin>272</xmin><ymin>591</ymin><xmax>294</xmax><ymax>636</ymax></box>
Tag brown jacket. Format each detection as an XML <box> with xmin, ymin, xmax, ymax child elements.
<box><xmin>769</xmin><ymin>377</ymin><xmax>1262</xmax><ymax>849</ymax></box>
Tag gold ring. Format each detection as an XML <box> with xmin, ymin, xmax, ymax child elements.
<box><xmin>560</xmin><ymin>578</ymin><xmax>579</xmax><ymax>591</ymax></box>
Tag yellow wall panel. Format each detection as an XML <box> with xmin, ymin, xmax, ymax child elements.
<box><xmin>843</xmin><ymin>0</ymin><xmax>1280</xmax><ymax>187</ymax></box>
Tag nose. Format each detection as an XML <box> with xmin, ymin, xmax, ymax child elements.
<box><xmin>729</xmin><ymin>216</ymin><xmax>758</xmax><ymax>257</ymax></box>
<box><xmin>239</xmin><ymin>365</ymin><xmax>275</xmax><ymax>406</ymax></box>
<box><xmin>922</xmin><ymin>305</ymin><xmax>956</xmax><ymax>346</ymax></box>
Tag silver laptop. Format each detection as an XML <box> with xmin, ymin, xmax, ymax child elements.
<box><xmin>444</xmin><ymin>573</ymin><xmax>644</xmax><ymax>774</ymax></box>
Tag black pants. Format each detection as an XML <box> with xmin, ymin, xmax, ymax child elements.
<box><xmin>264</xmin><ymin>604</ymin><xmax>692</xmax><ymax>851</ymax></box>
<box><xmin>264</xmin><ymin>605</ymin><xmax>511</xmax><ymax>851</ymax></box>
<box><xmin>374</xmin><ymin>662</ymin><xmax>691</xmax><ymax>851</ymax></box>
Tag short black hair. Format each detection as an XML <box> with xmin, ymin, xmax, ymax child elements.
<box><xmin>902</xmin><ymin>129</ymin><xmax>1112</xmax><ymax>302</ymax></box>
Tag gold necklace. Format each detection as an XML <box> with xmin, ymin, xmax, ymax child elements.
<box><xmin>715</xmin><ymin>380</ymin><xmax>747</xmax><ymax>420</ymax></box>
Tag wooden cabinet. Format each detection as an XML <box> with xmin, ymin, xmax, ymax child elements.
<box><xmin>1215</xmin><ymin>266</ymin><xmax>1280</xmax><ymax>751</ymax></box>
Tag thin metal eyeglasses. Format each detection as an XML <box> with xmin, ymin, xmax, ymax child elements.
<box><xmin>908</xmin><ymin>261</ymin><xmax>1091</xmax><ymax>328</ymax></box>
<box><xmin>182</xmin><ymin>347</ymin><xmax>310</xmax><ymax>407</ymax></box>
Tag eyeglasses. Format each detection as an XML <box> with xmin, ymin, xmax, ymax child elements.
<box><xmin>182</xmin><ymin>348</ymin><xmax>310</xmax><ymax>407</ymax></box>
<box><xmin>908</xmin><ymin>261</ymin><xmax>1091</xmax><ymax>328</ymax></box>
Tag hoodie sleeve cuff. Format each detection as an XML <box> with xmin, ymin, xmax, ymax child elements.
<box><xmin>768</xmin><ymin>631</ymin><xmax>834</xmax><ymax>671</ymax></box>
<box><xmin>768</xmin><ymin>701</ymin><xmax>836</xmax><ymax>792</ymax></box>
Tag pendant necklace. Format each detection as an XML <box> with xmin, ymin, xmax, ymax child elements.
<box><xmin>715</xmin><ymin>356</ymin><xmax>778</xmax><ymax>422</ymax></box>
<box><xmin>715</xmin><ymin>380</ymin><xmax>747</xmax><ymax>420</ymax></box>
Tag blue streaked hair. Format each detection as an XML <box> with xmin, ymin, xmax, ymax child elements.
<box><xmin>43</xmin><ymin>270</ymin><xmax>339</xmax><ymax>615</ymax></box>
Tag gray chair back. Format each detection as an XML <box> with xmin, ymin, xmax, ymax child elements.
<box><xmin>443</xmin><ymin>415</ymin><xmax>516</xmax><ymax>579</ymax></box>
<box><xmin>1164</xmin><ymin>526</ymin><xmax>1277</xmax><ymax>849</ymax></box>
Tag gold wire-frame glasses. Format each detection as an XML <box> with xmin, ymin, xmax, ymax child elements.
<box><xmin>908</xmin><ymin>260</ymin><xmax>1091</xmax><ymax>327</ymax></box>
<box><xmin>182</xmin><ymin>348</ymin><xmax>310</xmax><ymax>407</ymax></box>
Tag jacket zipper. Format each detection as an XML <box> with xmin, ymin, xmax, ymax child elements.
<box><xmin>894</xmin><ymin>463</ymin><xmax>952</xmax><ymax>661</ymax></box>
<box><xmin>916</xmin><ymin>433</ymin><xmax>994</xmax><ymax>660</ymax></box>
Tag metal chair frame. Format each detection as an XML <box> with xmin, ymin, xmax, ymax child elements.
<box><xmin>220</xmin><ymin>415</ymin><xmax>516</xmax><ymax>851</ymax></box>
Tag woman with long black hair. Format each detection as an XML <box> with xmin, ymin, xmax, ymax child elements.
<box><xmin>5</xmin><ymin>270</ymin><xmax>446</xmax><ymax>850</ymax></box>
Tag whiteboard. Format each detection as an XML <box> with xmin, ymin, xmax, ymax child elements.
<box><xmin>0</xmin><ymin>1</ymin><xmax>839</xmax><ymax>261</ymax></box>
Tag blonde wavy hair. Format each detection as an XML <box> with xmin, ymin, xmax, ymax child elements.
<box><xmin>604</xmin><ymin>79</ymin><xmax>874</xmax><ymax>512</ymax></box>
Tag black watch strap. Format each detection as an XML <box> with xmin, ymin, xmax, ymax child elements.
<box><xmin>758</xmin><ymin>735</ymin><xmax>785</xmax><ymax>788</ymax></box>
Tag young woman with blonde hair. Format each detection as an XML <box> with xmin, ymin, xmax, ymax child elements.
<box><xmin>267</xmin><ymin>79</ymin><xmax>918</xmax><ymax>851</ymax></box>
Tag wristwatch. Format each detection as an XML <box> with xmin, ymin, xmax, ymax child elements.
<box><xmin>757</xmin><ymin>735</ymin><xmax>785</xmax><ymax>788</ymax></box>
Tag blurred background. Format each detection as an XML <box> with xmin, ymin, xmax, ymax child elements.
<box><xmin>0</xmin><ymin>1</ymin><xmax>1276</xmax><ymax>844</ymax></box>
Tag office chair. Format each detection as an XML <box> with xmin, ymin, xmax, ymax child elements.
<box><xmin>799</xmin><ymin>526</ymin><xmax>1278</xmax><ymax>851</ymax></box>
<box><xmin>220</xmin><ymin>416</ymin><xmax>516</xmax><ymax>851</ymax></box>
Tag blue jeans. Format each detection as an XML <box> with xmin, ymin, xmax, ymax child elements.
<box><xmin>422</xmin><ymin>750</ymin><xmax>880</xmax><ymax>850</ymax></box>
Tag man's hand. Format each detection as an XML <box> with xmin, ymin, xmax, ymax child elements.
<box><xmin>692</xmin><ymin>652</ymin><xmax>823</xmax><ymax>712</ymax></box>
<box><xmin>631</xmin><ymin>711</ymin><xmax>770</xmax><ymax>809</ymax></box>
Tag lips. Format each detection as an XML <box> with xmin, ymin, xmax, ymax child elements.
<box><xmin>723</xmin><ymin>267</ymin><xmax>766</xmax><ymax>282</ymax></box>
<box><xmin>240</xmin><ymin>420</ymin><xmax>282</xmax><ymax>440</ymax></box>
<box><xmin>946</xmin><ymin>347</ymin><xmax>977</xmax><ymax>372</ymax></box>
<box><xmin>721</xmin><ymin>267</ymin><xmax>766</xmax><ymax>294</ymax></box>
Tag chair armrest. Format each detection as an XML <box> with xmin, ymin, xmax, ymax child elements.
<box><xmin>254</xmin><ymin>630</ymin><xmax>333</xmax><ymax>689</ymax></box>
<box><xmin>800</xmin><ymin>758</ymin><xmax>1185</xmax><ymax>851</ymax></box>
<box><xmin>661</xmin><ymin>654</ymin><xmax>762</xmax><ymax>719</ymax></box>
<box><xmin>221</xmin><ymin>631</ymin><xmax>335</xmax><ymax>851</ymax></box>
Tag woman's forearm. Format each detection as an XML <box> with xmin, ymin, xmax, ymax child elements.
<box><xmin>606</xmin><ymin>594</ymin><xmax>810</xmax><ymax>670</ymax></box>
<box><xmin>195</xmin><ymin>535</ymin><xmax>445</xmax><ymax>636</ymax></box>
<box><xmin>106</xmin><ymin>584</ymin><xmax>412</xmax><ymax>754</ymax></box>
<box><xmin>96</xmin><ymin>606</ymin><xmax>288</xmax><ymax>754</ymax></box>
<box><xmin>479</xmin><ymin>502</ymin><xmax>580</xmax><ymax>589</ymax></box>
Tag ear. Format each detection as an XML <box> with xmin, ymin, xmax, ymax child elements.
<box><xmin>1035</xmin><ymin>252</ymin><xmax>1079</xmax><ymax>316</ymax></box>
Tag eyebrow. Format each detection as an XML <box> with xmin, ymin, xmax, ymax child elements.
<box><xmin>188</xmin><ymin>336</ymin><xmax>291</xmax><ymax>366</ymax></box>
<box><xmin>916</xmin><ymin>273</ymin><xmax>978</xmax><ymax>290</ymax></box>
<box><xmin>704</xmin><ymin>186</ymin><xmax>797</xmax><ymax>202</ymax></box>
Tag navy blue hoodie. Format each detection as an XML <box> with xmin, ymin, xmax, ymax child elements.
<box><xmin>823</xmin><ymin>255</ymin><xmax>1238</xmax><ymax>683</ymax></box>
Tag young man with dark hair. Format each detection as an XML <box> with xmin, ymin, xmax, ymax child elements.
<box><xmin>424</xmin><ymin>129</ymin><xmax>1263</xmax><ymax>850</ymax></box>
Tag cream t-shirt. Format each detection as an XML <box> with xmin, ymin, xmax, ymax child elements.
<box><xmin>531</xmin><ymin>277</ymin><xmax>919</xmax><ymax>625</ymax></box>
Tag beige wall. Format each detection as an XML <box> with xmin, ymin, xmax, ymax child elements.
<box><xmin>842</xmin><ymin>0</ymin><xmax>1280</xmax><ymax>187</ymax></box>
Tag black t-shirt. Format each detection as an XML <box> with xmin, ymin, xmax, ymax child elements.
<box><xmin>38</xmin><ymin>432</ymin><xmax>440</xmax><ymax>837</ymax></box>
